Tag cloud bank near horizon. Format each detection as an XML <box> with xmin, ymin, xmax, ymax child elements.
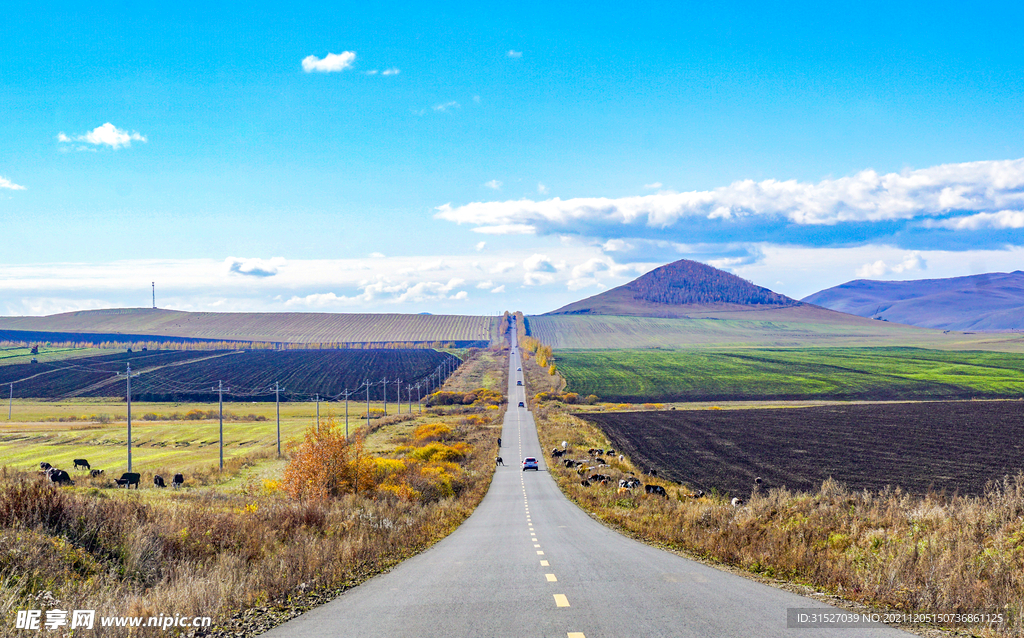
<box><xmin>436</xmin><ymin>158</ymin><xmax>1024</xmax><ymax>251</ymax></box>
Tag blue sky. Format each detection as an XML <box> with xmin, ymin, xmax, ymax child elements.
<box><xmin>2</xmin><ymin>1</ymin><xmax>1023</xmax><ymax>315</ymax></box>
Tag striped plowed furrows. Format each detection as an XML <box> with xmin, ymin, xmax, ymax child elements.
<box><xmin>584</xmin><ymin>401</ymin><xmax>1024</xmax><ymax>497</ymax></box>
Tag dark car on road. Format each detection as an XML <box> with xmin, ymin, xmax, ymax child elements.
<box><xmin>518</xmin><ymin>401</ymin><xmax>525</xmax><ymax>407</ymax></box>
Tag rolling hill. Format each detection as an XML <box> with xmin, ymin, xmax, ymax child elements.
<box><xmin>0</xmin><ymin>308</ymin><xmax>500</xmax><ymax>347</ymax></box>
<box><xmin>531</xmin><ymin>259</ymin><xmax>1024</xmax><ymax>350</ymax></box>
<box><xmin>802</xmin><ymin>271</ymin><xmax>1024</xmax><ymax>331</ymax></box>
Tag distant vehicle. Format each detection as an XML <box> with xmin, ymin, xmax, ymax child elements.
<box><xmin>517</xmin><ymin>380</ymin><xmax>523</xmax><ymax>386</ymax></box>
<box><xmin>522</xmin><ymin>457</ymin><xmax>539</xmax><ymax>471</ymax></box>
<box><xmin>518</xmin><ymin>401</ymin><xmax>525</xmax><ymax>408</ymax></box>
<box><xmin>517</xmin><ymin>367</ymin><xmax>522</xmax><ymax>371</ymax></box>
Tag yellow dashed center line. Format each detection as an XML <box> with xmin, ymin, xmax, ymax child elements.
<box><xmin>540</xmin><ymin>560</ymin><xmax>549</xmax><ymax>566</ymax></box>
<box><xmin>553</xmin><ymin>594</ymin><xmax>570</xmax><ymax>607</ymax></box>
<box><xmin>537</xmin><ymin>550</ymin><xmax>545</xmax><ymax>555</ymax></box>
<box><xmin>545</xmin><ymin>573</ymin><xmax>557</xmax><ymax>582</ymax></box>
<box><xmin>534</xmin><ymin>544</ymin><xmax>541</xmax><ymax>548</ymax></box>
<box><xmin>567</xmin><ymin>633</ymin><xmax>586</xmax><ymax>638</ymax></box>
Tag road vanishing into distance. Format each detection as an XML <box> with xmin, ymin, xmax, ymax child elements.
<box><xmin>263</xmin><ymin>333</ymin><xmax>912</xmax><ymax>638</ymax></box>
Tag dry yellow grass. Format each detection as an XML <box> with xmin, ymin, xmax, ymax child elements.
<box><xmin>535</xmin><ymin>405</ymin><xmax>1024</xmax><ymax>637</ymax></box>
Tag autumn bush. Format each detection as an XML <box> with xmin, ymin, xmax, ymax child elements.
<box><xmin>426</xmin><ymin>387</ymin><xmax>504</xmax><ymax>407</ymax></box>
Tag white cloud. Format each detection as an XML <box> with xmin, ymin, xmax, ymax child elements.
<box><xmin>476</xmin><ymin>280</ymin><xmax>494</xmax><ymax>289</ymax></box>
<box><xmin>225</xmin><ymin>257</ymin><xmax>286</xmax><ymax>278</ymax></box>
<box><xmin>537</xmin><ymin>183</ymin><xmax>549</xmax><ymax>195</ymax></box>
<box><xmin>365</xmin><ymin>69</ymin><xmax>378</xmax><ymax>75</ymax></box>
<box><xmin>0</xmin><ymin>176</ymin><xmax>26</xmax><ymax>190</ymax></box>
<box><xmin>370</xmin><ymin>252</ymin><xmax>386</xmax><ymax>258</ymax></box>
<box><xmin>475</xmin><ymin>241</ymin><xmax>486</xmax><ymax>251</ymax></box>
<box><xmin>644</xmin><ymin>182</ymin><xmax>663</xmax><ymax>189</ymax></box>
<box><xmin>382</xmin><ymin>67</ymin><xmax>400</xmax><ymax>76</ymax></box>
<box><xmin>490</xmin><ymin>285</ymin><xmax>506</xmax><ymax>293</ymax></box>
<box><xmin>855</xmin><ymin>252</ymin><xmax>926</xmax><ymax>278</ymax></box>
<box><xmin>433</xmin><ymin>101</ymin><xmax>460</xmax><ymax>112</ymax></box>
<box><xmin>302</xmin><ymin>51</ymin><xmax>356</xmax><ymax>73</ymax></box>
<box><xmin>485</xmin><ymin>179</ymin><xmax>502</xmax><ymax>190</ymax></box>
<box><xmin>924</xmin><ymin>210</ymin><xmax>1024</xmax><ymax>230</ymax></box>
<box><xmin>507</xmin><ymin>50</ymin><xmax>522</xmax><ymax>58</ymax></box>
<box><xmin>58</xmin><ymin>123</ymin><xmax>147</xmax><ymax>149</ymax></box>
<box><xmin>602</xmin><ymin>239</ymin><xmax>632</xmax><ymax>252</ymax></box>
<box><xmin>491</xmin><ymin>261</ymin><xmax>516</xmax><ymax>274</ymax></box>
<box><xmin>435</xmin><ymin>158</ymin><xmax>1024</xmax><ymax>234</ymax></box>
<box><xmin>469</xmin><ymin>223</ymin><xmax>536</xmax><ymax>235</ymax></box>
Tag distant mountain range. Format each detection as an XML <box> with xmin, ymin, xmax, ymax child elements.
<box><xmin>802</xmin><ymin>271</ymin><xmax>1024</xmax><ymax>331</ymax></box>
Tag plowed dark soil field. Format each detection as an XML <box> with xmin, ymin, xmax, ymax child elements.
<box><xmin>0</xmin><ymin>349</ymin><xmax>457</xmax><ymax>401</ymax></box>
<box><xmin>582</xmin><ymin>401</ymin><xmax>1024</xmax><ymax>496</ymax></box>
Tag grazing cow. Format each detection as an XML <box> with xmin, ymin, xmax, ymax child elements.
<box><xmin>550</xmin><ymin>448</ymin><xmax>564</xmax><ymax>458</ymax></box>
<box><xmin>39</xmin><ymin>462</ymin><xmax>52</xmax><ymax>472</ymax></box>
<box><xmin>619</xmin><ymin>477</ymin><xmax>641</xmax><ymax>489</ymax></box>
<box><xmin>153</xmin><ymin>475</ymin><xmax>166</xmax><ymax>488</ymax></box>
<box><xmin>617</xmin><ymin>486</ymin><xmax>631</xmax><ymax>496</ymax></box>
<box><xmin>49</xmin><ymin>469</ymin><xmax>74</xmax><ymax>486</ymax></box>
<box><xmin>117</xmin><ymin>472</ymin><xmax>141</xmax><ymax>489</ymax></box>
<box><xmin>644</xmin><ymin>484</ymin><xmax>667</xmax><ymax>497</ymax></box>
<box><xmin>73</xmin><ymin>459</ymin><xmax>90</xmax><ymax>470</ymax></box>
<box><xmin>731</xmin><ymin>497</ymin><xmax>744</xmax><ymax>507</ymax></box>
<box><xmin>754</xmin><ymin>476</ymin><xmax>763</xmax><ymax>486</ymax></box>
<box><xmin>495</xmin><ymin>457</ymin><xmax>505</xmax><ymax>466</ymax></box>
<box><xmin>90</xmin><ymin>469</ymin><xmax>104</xmax><ymax>478</ymax></box>
<box><xmin>594</xmin><ymin>457</ymin><xmax>605</xmax><ymax>465</ymax></box>
<box><xmin>606</xmin><ymin>450</ymin><xmax>615</xmax><ymax>456</ymax></box>
<box><xmin>172</xmin><ymin>473</ymin><xmax>184</xmax><ymax>488</ymax></box>
<box><xmin>563</xmin><ymin>459</ymin><xmax>576</xmax><ymax>468</ymax></box>
<box><xmin>580</xmin><ymin>479</ymin><xmax>591</xmax><ymax>487</ymax></box>
<box><xmin>561</xmin><ymin>441</ymin><xmax>568</xmax><ymax>450</ymax></box>
<box><xmin>618</xmin><ymin>455</ymin><xmax>624</xmax><ymax>462</ymax></box>
<box><xmin>645</xmin><ymin>468</ymin><xmax>658</xmax><ymax>477</ymax></box>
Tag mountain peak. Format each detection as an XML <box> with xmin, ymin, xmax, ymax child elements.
<box><xmin>547</xmin><ymin>259</ymin><xmax>798</xmax><ymax>316</ymax></box>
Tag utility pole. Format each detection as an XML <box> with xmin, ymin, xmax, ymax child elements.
<box><xmin>382</xmin><ymin>376</ymin><xmax>388</xmax><ymax>416</ymax></box>
<box><xmin>214</xmin><ymin>380</ymin><xmax>229</xmax><ymax>471</ymax></box>
<box><xmin>395</xmin><ymin>379</ymin><xmax>401</xmax><ymax>415</ymax></box>
<box><xmin>8</xmin><ymin>382</ymin><xmax>12</xmax><ymax>420</ymax></box>
<box><xmin>365</xmin><ymin>379</ymin><xmax>371</xmax><ymax>429</ymax></box>
<box><xmin>151</xmin><ymin>282</ymin><xmax>155</xmax><ymax>309</ymax></box>
<box><xmin>341</xmin><ymin>388</ymin><xmax>352</xmax><ymax>440</ymax></box>
<box><xmin>117</xmin><ymin>364</ymin><xmax>140</xmax><ymax>472</ymax></box>
<box><xmin>315</xmin><ymin>393</ymin><xmax>320</xmax><ymax>433</ymax></box>
<box><xmin>274</xmin><ymin>382</ymin><xmax>283</xmax><ymax>458</ymax></box>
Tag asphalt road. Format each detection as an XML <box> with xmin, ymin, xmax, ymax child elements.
<box><xmin>262</xmin><ymin>334</ymin><xmax>912</xmax><ymax>638</ymax></box>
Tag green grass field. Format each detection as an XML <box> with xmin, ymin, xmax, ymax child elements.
<box><xmin>555</xmin><ymin>347</ymin><xmax>1024</xmax><ymax>402</ymax></box>
<box><xmin>0</xmin><ymin>345</ymin><xmax>108</xmax><ymax>365</ymax></box>
<box><xmin>0</xmin><ymin>398</ymin><xmax>417</xmax><ymax>475</ymax></box>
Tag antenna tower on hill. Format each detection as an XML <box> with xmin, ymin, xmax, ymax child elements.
<box><xmin>152</xmin><ymin>282</ymin><xmax>156</xmax><ymax>309</ymax></box>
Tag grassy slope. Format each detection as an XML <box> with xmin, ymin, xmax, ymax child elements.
<box><xmin>0</xmin><ymin>345</ymin><xmax>110</xmax><ymax>365</ymax></box>
<box><xmin>0</xmin><ymin>308</ymin><xmax>500</xmax><ymax>345</ymax></box>
<box><xmin>555</xmin><ymin>347</ymin><xmax>1024</xmax><ymax>402</ymax></box>
<box><xmin>0</xmin><ymin>399</ymin><xmax>390</xmax><ymax>475</ymax></box>
<box><xmin>527</xmin><ymin>313</ymin><xmax>1024</xmax><ymax>351</ymax></box>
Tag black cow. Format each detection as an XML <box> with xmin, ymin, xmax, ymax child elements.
<box><xmin>39</xmin><ymin>462</ymin><xmax>52</xmax><ymax>471</ymax></box>
<box><xmin>580</xmin><ymin>479</ymin><xmax>591</xmax><ymax>487</ymax></box>
<box><xmin>172</xmin><ymin>473</ymin><xmax>184</xmax><ymax>488</ymax></box>
<box><xmin>644</xmin><ymin>484</ymin><xmax>667</xmax><ymax>497</ymax></box>
<box><xmin>116</xmin><ymin>472</ymin><xmax>141</xmax><ymax>489</ymax></box>
<box><xmin>73</xmin><ymin>459</ymin><xmax>90</xmax><ymax>470</ymax></box>
<box><xmin>90</xmin><ymin>469</ymin><xmax>104</xmax><ymax>478</ymax></box>
<box><xmin>495</xmin><ymin>457</ymin><xmax>505</xmax><ymax>466</ymax></box>
<box><xmin>153</xmin><ymin>475</ymin><xmax>166</xmax><ymax>488</ymax></box>
<box><xmin>563</xmin><ymin>459</ymin><xmax>576</xmax><ymax>468</ymax></box>
<box><xmin>551</xmin><ymin>448</ymin><xmax>564</xmax><ymax>458</ymax></box>
<box><xmin>49</xmin><ymin>469</ymin><xmax>74</xmax><ymax>486</ymax></box>
<box><xmin>645</xmin><ymin>468</ymin><xmax>658</xmax><ymax>477</ymax></box>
